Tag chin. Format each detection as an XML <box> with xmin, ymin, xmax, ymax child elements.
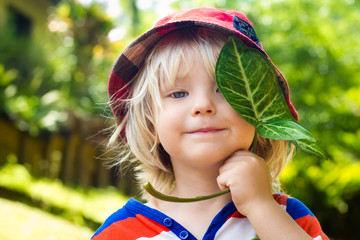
<box><xmin>190</xmin><ymin>151</ymin><xmax>231</xmax><ymax>163</ymax></box>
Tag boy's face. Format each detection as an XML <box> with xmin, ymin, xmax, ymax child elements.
<box><xmin>155</xmin><ymin>57</ymin><xmax>255</xmax><ymax>170</ymax></box>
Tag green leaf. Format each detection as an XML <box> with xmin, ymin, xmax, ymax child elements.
<box><xmin>292</xmin><ymin>139</ymin><xmax>328</xmax><ymax>159</ymax></box>
<box><xmin>143</xmin><ymin>182</ymin><xmax>230</xmax><ymax>202</ymax></box>
<box><xmin>215</xmin><ymin>36</ymin><xmax>326</xmax><ymax>159</ymax></box>
<box><xmin>256</xmin><ymin>120</ymin><xmax>316</xmax><ymax>141</ymax></box>
<box><xmin>215</xmin><ymin>36</ymin><xmax>295</xmax><ymax>126</ymax></box>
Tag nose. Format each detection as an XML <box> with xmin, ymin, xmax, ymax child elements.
<box><xmin>192</xmin><ymin>94</ymin><xmax>216</xmax><ymax>116</ymax></box>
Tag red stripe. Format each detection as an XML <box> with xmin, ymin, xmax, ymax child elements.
<box><xmin>295</xmin><ymin>215</ymin><xmax>329</xmax><ymax>240</ymax></box>
<box><xmin>227</xmin><ymin>211</ymin><xmax>246</xmax><ymax>220</ymax></box>
<box><xmin>93</xmin><ymin>215</ymin><xmax>170</xmax><ymax>240</ymax></box>
<box><xmin>273</xmin><ymin>193</ymin><xmax>288</xmax><ymax>206</ymax></box>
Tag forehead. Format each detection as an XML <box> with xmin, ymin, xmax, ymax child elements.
<box><xmin>143</xmin><ymin>28</ymin><xmax>226</xmax><ymax>103</ymax></box>
<box><xmin>162</xmin><ymin>52</ymin><xmax>216</xmax><ymax>90</ymax></box>
<box><xmin>168</xmin><ymin>56</ymin><xmax>214</xmax><ymax>84</ymax></box>
<box><xmin>156</xmin><ymin>43</ymin><xmax>218</xmax><ymax>87</ymax></box>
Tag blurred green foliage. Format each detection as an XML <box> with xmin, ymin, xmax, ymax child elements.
<box><xmin>0</xmin><ymin>0</ymin><xmax>116</xmax><ymax>134</ymax></box>
<box><xmin>0</xmin><ymin>154</ymin><xmax>128</xmax><ymax>228</ymax></box>
<box><xmin>0</xmin><ymin>0</ymin><xmax>359</xmax><ymax>239</ymax></box>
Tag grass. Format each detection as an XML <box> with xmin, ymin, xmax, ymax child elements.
<box><xmin>0</xmin><ymin>197</ymin><xmax>93</xmax><ymax>240</ymax></box>
<box><xmin>0</xmin><ymin>157</ymin><xmax>131</xmax><ymax>239</ymax></box>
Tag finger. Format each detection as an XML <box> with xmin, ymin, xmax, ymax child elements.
<box><xmin>229</xmin><ymin>149</ymin><xmax>258</xmax><ymax>158</ymax></box>
<box><xmin>219</xmin><ymin>150</ymin><xmax>260</xmax><ymax>174</ymax></box>
<box><xmin>216</xmin><ymin>173</ymin><xmax>230</xmax><ymax>191</ymax></box>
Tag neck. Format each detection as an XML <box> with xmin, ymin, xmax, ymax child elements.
<box><xmin>166</xmin><ymin>160</ymin><xmax>231</xmax><ymax>204</ymax></box>
<box><xmin>146</xmin><ymin>160</ymin><xmax>231</xmax><ymax>239</ymax></box>
<box><xmin>148</xmin><ymin>163</ymin><xmax>231</xmax><ymax>240</ymax></box>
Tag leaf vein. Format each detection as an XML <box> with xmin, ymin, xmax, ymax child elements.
<box><xmin>232</xmin><ymin>38</ymin><xmax>259</xmax><ymax>120</ymax></box>
<box><xmin>258</xmin><ymin>95</ymin><xmax>278</xmax><ymax>118</ymax></box>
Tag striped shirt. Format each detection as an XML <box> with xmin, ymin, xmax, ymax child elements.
<box><xmin>92</xmin><ymin>194</ymin><xmax>328</xmax><ymax>240</ymax></box>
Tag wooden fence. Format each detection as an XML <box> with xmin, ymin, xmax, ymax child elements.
<box><xmin>0</xmin><ymin>115</ymin><xmax>138</xmax><ymax>196</ymax></box>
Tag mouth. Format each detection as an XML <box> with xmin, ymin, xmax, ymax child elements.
<box><xmin>188</xmin><ymin>128</ymin><xmax>225</xmax><ymax>134</ymax></box>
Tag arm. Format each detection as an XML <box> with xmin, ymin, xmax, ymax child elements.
<box><xmin>245</xmin><ymin>198</ymin><xmax>313</xmax><ymax>240</ymax></box>
<box><xmin>217</xmin><ymin>151</ymin><xmax>312</xmax><ymax>240</ymax></box>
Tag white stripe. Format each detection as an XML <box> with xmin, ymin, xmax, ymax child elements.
<box><xmin>313</xmin><ymin>236</ymin><xmax>323</xmax><ymax>240</ymax></box>
<box><xmin>215</xmin><ymin>217</ymin><xmax>258</xmax><ymax>240</ymax></box>
<box><xmin>137</xmin><ymin>230</ymin><xmax>179</xmax><ymax>240</ymax></box>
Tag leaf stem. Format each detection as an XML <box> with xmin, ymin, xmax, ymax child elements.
<box><xmin>144</xmin><ymin>182</ymin><xmax>230</xmax><ymax>202</ymax></box>
<box><xmin>251</xmin><ymin>131</ymin><xmax>258</xmax><ymax>153</ymax></box>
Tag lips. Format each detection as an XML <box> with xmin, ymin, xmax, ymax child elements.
<box><xmin>188</xmin><ymin>127</ymin><xmax>224</xmax><ymax>134</ymax></box>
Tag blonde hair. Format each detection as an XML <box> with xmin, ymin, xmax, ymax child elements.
<box><xmin>109</xmin><ymin>27</ymin><xmax>294</xmax><ymax>200</ymax></box>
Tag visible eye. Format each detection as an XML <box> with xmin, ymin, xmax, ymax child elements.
<box><xmin>216</xmin><ymin>88</ymin><xmax>222</xmax><ymax>94</ymax></box>
<box><xmin>170</xmin><ymin>91</ymin><xmax>188</xmax><ymax>99</ymax></box>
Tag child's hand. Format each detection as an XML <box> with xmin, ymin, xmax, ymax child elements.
<box><xmin>217</xmin><ymin>150</ymin><xmax>274</xmax><ymax>216</ymax></box>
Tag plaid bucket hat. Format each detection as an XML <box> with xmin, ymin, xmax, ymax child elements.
<box><xmin>108</xmin><ymin>7</ymin><xmax>298</xmax><ymax>127</ymax></box>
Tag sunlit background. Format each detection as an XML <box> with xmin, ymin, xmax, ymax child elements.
<box><xmin>0</xmin><ymin>0</ymin><xmax>359</xmax><ymax>239</ymax></box>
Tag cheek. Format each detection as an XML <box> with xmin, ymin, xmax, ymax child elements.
<box><xmin>155</xmin><ymin>117</ymin><xmax>181</xmax><ymax>157</ymax></box>
<box><xmin>227</xmin><ymin>106</ymin><xmax>256</xmax><ymax>145</ymax></box>
<box><xmin>155</xmin><ymin>107</ymin><xmax>183</xmax><ymax>143</ymax></box>
<box><xmin>238</xmin><ymin>118</ymin><xmax>256</xmax><ymax>146</ymax></box>
<box><xmin>243</xmin><ymin>121</ymin><xmax>256</xmax><ymax>143</ymax></box>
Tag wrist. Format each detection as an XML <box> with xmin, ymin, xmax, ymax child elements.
<box><xmin>236</xmin><ymin>195</ymin><xmax>278</xmax><ymax>217</ymax></box>
<box><xmin>241</xmin><ymin>197</ymin><xmax>313</xmax><ymax>240</ymax></box>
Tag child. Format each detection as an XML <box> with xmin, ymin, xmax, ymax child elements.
<box><xmin>93</xmin><ymin>7</ymin><xmax>328</xmax><ymax>240</ymax></box>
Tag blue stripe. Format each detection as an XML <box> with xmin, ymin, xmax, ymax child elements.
<box><xmin>286</xmin><ymin>197</ymin><xmax>315</xmax><ymax>220</ymax></box>
<box><xmin>204</xmin><ymin>201</ymin><xmax>237</xmax><ymax>240</ymax></box>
